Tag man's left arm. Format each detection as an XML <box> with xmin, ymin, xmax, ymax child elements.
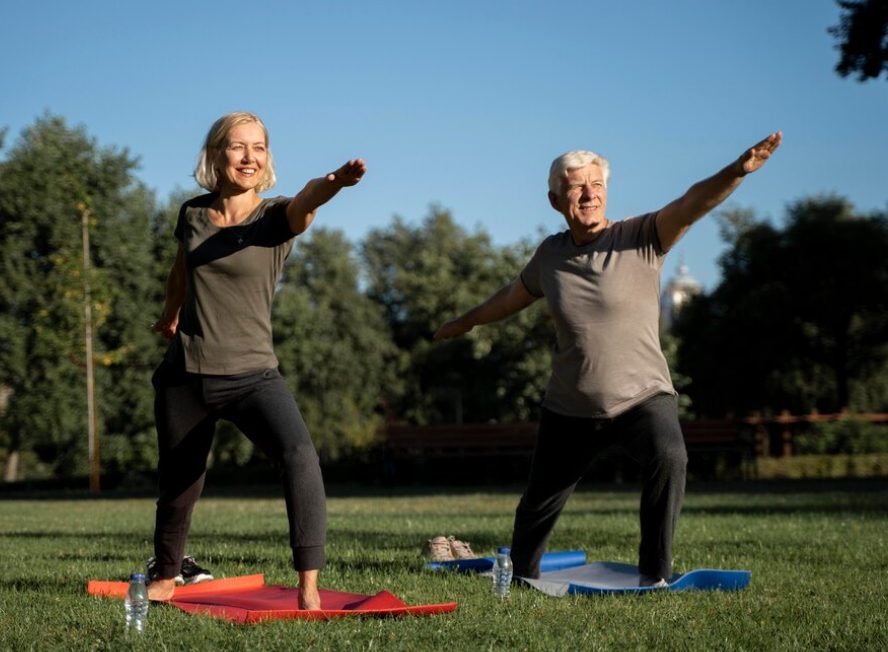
<box><xmin>656</xmin><ymin>132</ymin><xmax>782</xmax><ymax>252</ymax></box>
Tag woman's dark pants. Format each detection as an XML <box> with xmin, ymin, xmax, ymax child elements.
<box><xmin>152</xmin><ymin>365</ymin><xmax>326</xmax><ymax>580</ymax></box>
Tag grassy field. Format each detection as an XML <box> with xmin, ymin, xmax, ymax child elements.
<box><xmin>1</xmin><ymin>479</ymin><xmax>886</xmax><ymax>651</ymax></box>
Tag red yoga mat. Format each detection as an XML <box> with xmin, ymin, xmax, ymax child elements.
<box><xmin>88</xmin><ymin>574</ymin><xmax>457</xmax><ymax>623</ymax></box>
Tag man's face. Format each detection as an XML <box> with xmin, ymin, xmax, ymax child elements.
<box><xmin>549</xmin><ymin>163</ymin><xmax>608</xmax><ymax>239</ymax></box>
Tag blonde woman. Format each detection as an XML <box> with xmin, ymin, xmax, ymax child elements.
<box><xmin>149</xmin><ymin>112</ymin><xmax>365</xmax><ymax>609</ymax></box>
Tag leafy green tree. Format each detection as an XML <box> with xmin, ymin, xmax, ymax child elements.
<box><xmin>0</xmin><ymin>114</ymin><xmax>159</xmax><ymax>480</ymax></box>
<box><xmin>272</xmin><ymin>227</ymin><xmax>401</xmax><ymax>461</ymax></box>
<box><xmin>659</xmin><ymin>331</ymin><xmax>694</xmax><ymax>419</ymax></box>
<box><xmin>362</xmin><ymin>206</ymin><xmax>551</xmax><ymax>424</ymax></box>
<box><xmin>674</xmin><ymin>196</ymin><xmax>888</xmax><ymax>417</ymax></box>
<box><xmin>830</xmin><ymin>0</ymin><xmax>888</xmax><ymax>83</ymax></box>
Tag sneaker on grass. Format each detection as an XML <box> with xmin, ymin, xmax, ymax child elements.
<box><xmin>146</xmin><ymin>555</ymin><xmax>213</xmax><ymax>585</ymax></box>
<box><xmin>422</xmin><ymin>536</ymin><xmax>455</xmax><ymax>562</ymax></box>
<box><xmin>146</xmin><ymin>556</ymin><xmax>183</xmax><ymax>584</ymax></box>
<box><xmin>180</xmin><ymin>555</ymin><xmax>214</xmax><ymax>584</ymax></box>
<box><xmin>447</xmin><ymin>536</ymin><xmax>477</xmax><ymax>560</ymax></box>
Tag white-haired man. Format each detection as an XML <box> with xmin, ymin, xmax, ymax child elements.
<box><xmin>435</xmin><ymin>133</ymin><xmax>782</xmax><ymax>585</ymax></box>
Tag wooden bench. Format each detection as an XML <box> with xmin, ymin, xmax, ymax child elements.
<box><xmin>383</xmin><ymin>423</ymin><xmax>537</xmax><ymax>457</ymax></box>
<box><xmin>680</xmin><ymin>419</ymin><xmax>750</xmax><ymax>454</ymax></box>
<box><xmin>379</xmin><ymin>423</ymin><xmax>536</xmax><ymax>482</ymax></box>
<box><xmin>380</xmin><ymin>419</ymin><xmax>753</xmax><ymax>481</ymax></box>
<box><xmin>383</xmin><ymin>420</ymin><xmax>750</xmax><ymax>456</ymax></box>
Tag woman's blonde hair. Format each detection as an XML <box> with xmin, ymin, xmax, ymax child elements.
<box><xmin>193</xmin><ymin>112</ymin><xmax>277</xmax><ymax>192</ymax></box>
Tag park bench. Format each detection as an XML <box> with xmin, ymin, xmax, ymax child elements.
<box><xmin>382</xmin><ymin>420</ymin><xmax>750</xmax><ymax>456</ymax></box>
<box><xmin>679</xmin><ymin>419</ymin><xmax>752</xmax><ymax>455</ymax></box>
<box><xmin>379</xmin><ymin>423</ymin><xmax>536</xmax><ymax>482</ymax></box>
<box><xmin>380</xmin><ymin>419</ymin><xmax>754</xmax><ymax>480</ymax></box>
<box><xmin>382</xmin><ymin>422</ymin><xmax>537</xmax><ymax>458</ymax></box>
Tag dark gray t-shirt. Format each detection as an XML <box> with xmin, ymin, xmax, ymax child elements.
<box><xmin>164</xmin><ymin>193</ymin><xmax>295</xmax><ymax>375</ymax></box>
<box><xmin>520</xmin><ymin>213</ymin><xmax>676</xmax><ymax>418</ymax></box>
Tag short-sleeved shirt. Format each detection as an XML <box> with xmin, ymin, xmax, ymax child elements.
<box><xmin>163</xmin><ymin>193</ymin><xmax>295</xmax><ymax>375</ymax></box>
<box><xmin>520</xmin><ymin>213</ymin><xmax>676</xmax><ymax>419</ymax></box>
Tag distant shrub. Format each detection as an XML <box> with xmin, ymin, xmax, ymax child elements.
<box><xmin>794</xmin><ymin>419</ymin><xmax>888</xmax><ymax>455</ymax></box>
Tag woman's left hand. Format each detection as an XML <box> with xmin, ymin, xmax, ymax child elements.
<box><xmin>327</xmin><ymin>159</ymin><xmax>367</xmax><ymax>186</ymax></box>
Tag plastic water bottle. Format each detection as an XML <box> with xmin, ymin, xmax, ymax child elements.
<box><xmin>124</xmin><ymin>572</ymin><xmax>149</xmax><ymax>633</ymax></box>
<box><xmin>492</xmin><ymin>547</ymin><xmax>513</xmax><ymax>598</ymax></box>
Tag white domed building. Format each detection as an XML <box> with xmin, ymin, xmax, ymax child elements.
<box><xmin>660</xmin><ymin>260</ymin><xmax>702</xmax><ymax>331</ymax></box>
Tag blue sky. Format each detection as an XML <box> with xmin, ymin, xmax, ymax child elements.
<box><xmin>2</xmin><ymin>0</ymin><xmax>885</xmax><ymax>290</ymax></box>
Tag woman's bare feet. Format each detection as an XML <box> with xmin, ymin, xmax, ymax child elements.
<box><xmin>297</xmin><ymin>569</ymin><xmax>321</xmax><ymax>610</ymax></box>
<box><xmin>146</xmin><ymin>578</ymin><xmax>176</xmax><ymax>601</ymax></box>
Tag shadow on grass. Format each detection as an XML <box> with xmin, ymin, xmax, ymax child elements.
<box><xmin>0</xmin><ymin>576</ymin><xmax>95</xmax><ymax>594</ymax></box>
<box><xmin>3</xmin><ymin>477</ymin><xmax>887</xmax><ymax>505</ymax></box>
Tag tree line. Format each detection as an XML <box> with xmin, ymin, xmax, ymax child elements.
<box><xmin>2</xmin><ymin>115</ymin><xmax>887</xmax><ymax>482</ymax></box>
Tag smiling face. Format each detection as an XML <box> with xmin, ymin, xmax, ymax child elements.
<box><xmin>548</xmin><ymin>163</ymin><xmax>608</xmax><ymax>244</ymax></box>
<box><xmin>213</xmin><ymin>121</ymin><xmax>268</xmax><ymax>193</ymax></box>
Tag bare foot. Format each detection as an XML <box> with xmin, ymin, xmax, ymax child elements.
<box><xmin>147</xmin><ymin>578</ymin><xmax>176</xmax><ymax>601</ymax></box>
<box><xmin>297</xmin><ymin>569</ymin><xmax>321</xmax><ymax>610</ymax></box>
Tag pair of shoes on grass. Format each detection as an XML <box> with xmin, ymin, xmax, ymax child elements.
<box><xmin>146</xmin><ymin>554</ymin><xmax>214</xmax><ymax>585</ymax></box>
<box><xmin>422</xmin><ymin>535</ymin><xmax>477</xmax><ymax>562</ymax></box>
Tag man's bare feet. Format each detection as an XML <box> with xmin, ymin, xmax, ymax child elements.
<box><xmin>297</xmin><ymin>569</ymin><xmax>321</xmax><ymax>610</ymax></box>
<box><xmin>146</xmin><ymin>578</ymin><xmax>176</xmax><ymax>602</ymax></box>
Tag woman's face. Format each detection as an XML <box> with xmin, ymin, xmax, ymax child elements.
<box><xmin>214</xmin><ymin>122</ymin><xmax>268</xmax><ymax>192</ymax></box>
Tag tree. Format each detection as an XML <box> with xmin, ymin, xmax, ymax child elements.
<box><xmin>673</xmin><ymin>196</ymin><xmax>888</xmax><ymax>417</ymax></box>
<box><xmin>829</xmin><ymin>0</ymin><xmax>888</xmax><ymax>83</ymax></box>
<box><xmin>272</xmin><ymin>227</ymin><xmax>401</xmax><ymax>461</ymax></box>
<box><xmin>0</xmin><ymin>114</ymin><xmax>159</xmax><ymax>480</ymax></box>
<box><xmin>362</xmin><ymin>206</ymin><xmax>551</xmax><ymax>424</ymax></box>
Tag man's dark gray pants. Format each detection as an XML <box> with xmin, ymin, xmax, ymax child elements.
<box><xmin>510</xmin><ymin>393</ymin><xmax>687</xmax><ymax>581</ymax></box>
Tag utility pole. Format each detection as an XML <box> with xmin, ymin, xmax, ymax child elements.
<box><xmin>80</xmin><ymin>204</ymin><xmax>100</xmax><ymax>493</ymax></box>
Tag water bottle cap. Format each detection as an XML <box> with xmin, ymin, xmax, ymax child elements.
<box><xmin>497</xmin><ymin>547</ymin><xmax>510</xmax><ymax>554</ymax></box>
<box><xmin>130</xmin><ymin>573</ymin><xmax>146</xmax><ymax>581</ymax></box>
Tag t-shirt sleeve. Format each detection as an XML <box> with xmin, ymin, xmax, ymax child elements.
<box><xmin>646</xmin><ymin>211</ymin><xmax>666</xmax><ymax>256</ymax></box>
<box><xmin>622</xmin><ymin>212</ymin><xmax>666</xmax><ymax>258</ymax></box>
<box><xmin>519</xmin><ymin>240</ymin><xmax>546</xmax><ymax>298</ymax></box>
<box><xmin>173</xmin><ymin>202</ymin><xmax>187</xmax><ymax>242</ymax></box>
<box><xmin>264</xmin><ymin>196</ymin><xmax>297</xmax><ymax>245</ymax></box>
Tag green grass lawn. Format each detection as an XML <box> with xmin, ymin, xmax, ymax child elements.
<box><xmin>1</xmin><ymin>479</ymin><xmax>886</xmax><ymax>651</ymax></box>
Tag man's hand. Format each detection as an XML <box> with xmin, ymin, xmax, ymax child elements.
<box><xmin>327</xmin><ymin>159</ymin><xmax>367</xmax><ymax>187</ymax></box>
<box><xmin>736</xmin><ymin>132</ymin><xmax>782</xmax><ymax>176</ymax></box>
<box><xmin>434</xmin><ymin>318</ymin><xmax>473</xmax><ymax>340</ymax></box>
<box><xmin>656</xmin><ymin>131</ymin><xmax>784</xmax><ymax>251</ymax></box>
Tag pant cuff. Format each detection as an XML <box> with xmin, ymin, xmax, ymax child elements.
<box><xmin>292</xmin><ymin>545</ymin><xmax>326</xmax><ymax>571</ymax></box>
<box><xmin>155</xmin><ymin>563</ymin><xmax>180</xmax><ymax>580</ymax></box>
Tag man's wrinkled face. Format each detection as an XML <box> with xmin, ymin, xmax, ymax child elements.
<box><xmin>550</xmin><ymin>163</ymin><xmax>608</xmax><ymax>235</ymax></box>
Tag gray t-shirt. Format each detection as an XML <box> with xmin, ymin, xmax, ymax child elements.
<box><xmin>164</xmin><ymin>193</ymin><xmax>295</xmax><ymax>375</ymax></box>
<box><xmin>520</xmin><ymin>212</ymin><xmax>675</xmax><ymax>419</ymax></box>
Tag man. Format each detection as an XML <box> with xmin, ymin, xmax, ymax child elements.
<box><xmin>434</xmin><ymin>133</ymin><xmax>782</xmax><ymax>585</ymax></box>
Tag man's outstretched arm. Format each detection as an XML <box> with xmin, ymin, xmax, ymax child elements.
<box><xmin>434</xmin><ymin>278</ymin><xmax>539</xmax><ymax>339</ymax></box>
<box><xmin>656</xmin><ymin>132</ymin><xmax>782</xmax><ymax>252</ymax></box>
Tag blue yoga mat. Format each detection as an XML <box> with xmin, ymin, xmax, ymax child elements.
<box><xmin>427</xmin><ymin>550</ymin><xmax>587</xmax><ymax>573</ymax></box>
<box><xmin>430</xmin><ymin>550</ymin><xmax>750</xmax><ymax>595</ymax></box>
<box><xmin>525</xmin><ymin>561</ymin><xmax>751</xmax><ymax>596</ymax></box>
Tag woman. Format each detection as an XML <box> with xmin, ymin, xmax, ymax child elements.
<box><xmin>148</xmin><ymin>111</ymin><xmax>365</xmax><ymax>609</ymax></box>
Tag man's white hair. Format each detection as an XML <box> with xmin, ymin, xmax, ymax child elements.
<box><xmin>548</xmin><ymin>150</ymin><xmax>611</xmax><ymax>194</ymax></box>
